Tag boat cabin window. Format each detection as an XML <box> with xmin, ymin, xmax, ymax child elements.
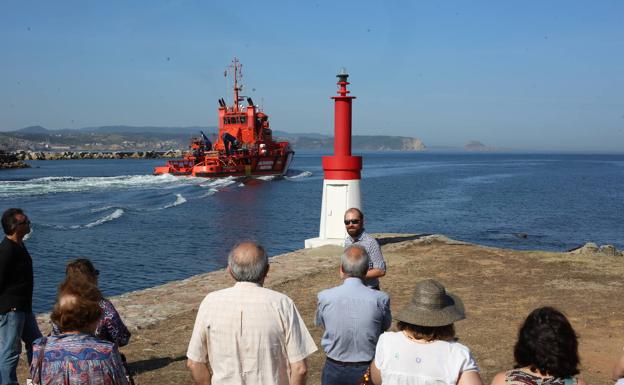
<box><xmin>223</xmin><ymin>116</ymin><xmax>247</xmax><ymax>125</ymax></box>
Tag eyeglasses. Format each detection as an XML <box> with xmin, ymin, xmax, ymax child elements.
<box><xmin>344</xmin><ymin>219</ymin><xmax>361</xmax><ymax>225</ymax></box>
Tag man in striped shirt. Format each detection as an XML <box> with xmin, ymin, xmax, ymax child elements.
<box><xmin>343</xmin><ymin>208</ymin><xmax>386</xmax><ymax>289</ymax></box>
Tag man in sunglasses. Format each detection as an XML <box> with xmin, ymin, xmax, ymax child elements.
<box><xmin>343</xmin><ymin>208</ymin><xmax>386</xmax><ymax>290</ymax></box>
<box><xmin>0</xmin><ymin>208</ymin><xmax>42</xmax><ymax>385</ymax></box>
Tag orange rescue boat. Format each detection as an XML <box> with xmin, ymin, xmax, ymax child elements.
<box><xmin>154</xmin><ymin>58</ymin><xmax>294</xmax><ymax>178</ymax></box>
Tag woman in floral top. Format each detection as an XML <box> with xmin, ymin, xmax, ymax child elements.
<box><xmin>31</xmin><ymin>290</ymin><xmax>129</xmax><ymax>385</ymax></box>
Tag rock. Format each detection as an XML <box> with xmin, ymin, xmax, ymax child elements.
<box><xmin>516</xmin><ymin>233</ymin><xmax>529</xmax><ymax>239</ymax></box>
<box><xmin>568</xmin><ymin>242</ymin><xmax>623</xmax><ymax>257</ymax></box>
<box><xmin>599</xmin><ymin>245</ymin><xmax>618</xmax><ymax>256</ymax></box>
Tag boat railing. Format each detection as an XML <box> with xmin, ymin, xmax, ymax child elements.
<box><xmin>167</xmin><ymin>159</ymin><xmax>194</xmax><ymax>169</ymax></box>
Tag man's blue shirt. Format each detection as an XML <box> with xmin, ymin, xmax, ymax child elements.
<box><xmin>315</xmin><ymin>277</ymin><xmax>391</xmax><ymax>362</ymax></box>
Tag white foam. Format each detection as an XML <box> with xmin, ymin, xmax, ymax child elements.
<box><xmin>0</xmin><ymin>174</ymin><xmax>188</xmax><ymax>198</ymax></box>
<box><xmin>164</xmin><ymin>194</ymin><xmax>187</xmax><ymax>208</ymax></box>
<box><xmin>285</xmin><ymin>171</ymin><xmax>313</xmax><ymax>180</ymax></box>
<box><xmin>199</xmin><ymin>189</ymin><xmax>218</xmax><ymax>198</ymax></box>
<box><xmin>68</xmin><ymin>209</ymin><xmax>125</xmax><ymax>229</ymax></box>
<box><xmin>90</xmin><ymin>205</ymin><xmax>117</xmax><ymax>213</ymax></box>
<box><xmin>200</xmin><ymin>176</ymin><xmax>237</xmax><ymax>189</ymax></box>
<box><xmin>256</xmin><ymin>175</ymin><xmax>276</xmax><ymax>181</ymax></box>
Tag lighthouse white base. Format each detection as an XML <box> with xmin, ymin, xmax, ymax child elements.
<box><xmin>305</xmin><ymin>179</ymin><xmax>361</xmax><ymax>249</ymax></box>
<box><xmin>304</xmin><ymin>237</ymin><xmax>344</xmax><ymax>248</ymax></box>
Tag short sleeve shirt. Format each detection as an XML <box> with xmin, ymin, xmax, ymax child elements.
<box><xmin>344</xmin><ymin>231</ymin><xmax>386</xmax><ymax>288</ymax></box>
<box><xmin>374</xmin><ymin>332</ymin><xmax>478</xmax><ymax>385</ymax></box>
<box><xmin>187</xmin><ymin>282</ymin><xmax>317</xmax><ymax>385</ymax></box>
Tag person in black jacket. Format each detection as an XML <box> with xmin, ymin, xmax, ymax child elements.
<box><xmin>0</xmin><ymin>208</ymin><xmax>42</xmax><ymax>385</ymax></box>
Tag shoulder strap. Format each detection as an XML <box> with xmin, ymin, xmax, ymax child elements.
<box><xmin>34</xmin><ymin>337</ymin><xmax>47</xmax><ymax>385</ymax></box>
<box><xmin>563</xmin><ymin>378</ymin><xmax>575</xmax><ymax>385</ymax></box>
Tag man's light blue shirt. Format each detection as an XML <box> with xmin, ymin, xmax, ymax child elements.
<box><xmin>315</xmin><ymin>277</ymin><xmax>391</xmax><ymax>362</ymax></box>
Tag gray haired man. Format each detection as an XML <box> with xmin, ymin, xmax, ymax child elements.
<box><xmin>187</xmin><ymin>242</ymin><xmax>317</xmax><ymax>385</ymax></box>
<box><xmin>315</xmin><ymin>245</ymin><xmax>392</xmax><ymax>385</ymax></box>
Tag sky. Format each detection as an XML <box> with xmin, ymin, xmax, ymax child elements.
<box><xmin>1</xmin><ymin>1</ymin><xmax>623</xmax><ymax>151</ymax></box>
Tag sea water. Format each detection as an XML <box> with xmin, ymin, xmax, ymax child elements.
<box><xmin>0</xmin><ymin>152</ymin><xmax>622</xmax><ymax>313</ymax></box>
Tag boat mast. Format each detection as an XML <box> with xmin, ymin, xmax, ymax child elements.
<box><xmin>229</xmin><ymin>57</ymin><xmax>242</xmax><ymax>112</ymax></box>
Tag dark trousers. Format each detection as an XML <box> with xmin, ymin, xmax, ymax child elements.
<box><xmin>321</xmin><ymin>358</ymin><xmax>369</xmax><ymax>385</ymax></box>
<box><xmin>0</xmin><ymin>311</ymin><xmax>42</xmax><ymax>385</ymax></box>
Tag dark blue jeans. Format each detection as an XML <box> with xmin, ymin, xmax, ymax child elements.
<box><xmin>321</xmin><ymin>359</ymin><xmax>369</xmax><ymax>385</ymax></box>
<box><xmin>0</xmin><ymin>311</ymin><xmax>42</xmax><ymax>385</ymax></box>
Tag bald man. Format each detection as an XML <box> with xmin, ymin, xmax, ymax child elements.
<box><xmin>187</xmin><ymin>242</ymin><xmax>317</xmax><ymax>385</ymax></box>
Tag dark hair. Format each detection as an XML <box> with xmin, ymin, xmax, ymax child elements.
<box><xmin>2</xmin><ymin>208</ymin><xmax>24</xmax><ymax>235</ymax></box>
<box><xmin>397</xmin><ymin>321</ymin><xmax>456</xmax><ymax>342</ymax></box>
<box><xmin>65</xmin><ymin>258</ymin><xmax>99</xmax><ymax>284</ymax></box>
<box><xmin>51</xmin><ymin>291</ymin><xmax>102</xmax><ymax>333</ymax></box>
<box><xmin>514</xmin><ymin>307</ymin><xmax>580</xmax><ymax>379</ymax></box>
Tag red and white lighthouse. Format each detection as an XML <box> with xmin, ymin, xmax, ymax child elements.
<box><xmin>305</xmin><ymin>69</ymin><xmax>362</xmax><ymax>248</ymax></box>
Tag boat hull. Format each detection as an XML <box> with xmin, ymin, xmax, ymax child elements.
<box><xmin>154</xmin><ymin>151</ymin><xmax>294</xmax><ymax>178</ymax></box>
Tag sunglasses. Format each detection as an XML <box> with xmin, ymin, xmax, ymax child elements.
<box><xmin>344</xmin><ymin>219</ymin><xmax>361</xmax><ymax>225</ymax></box>
<box><xmin>17</xmin><ymin>219</ymin><xmax>31</xmax><ymax>226</ymax></box>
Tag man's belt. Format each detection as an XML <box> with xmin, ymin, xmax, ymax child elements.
<box><xmin>326</xmin><ymin>356</ymin><xmax>371</xmax><ymax>367</ymax></box>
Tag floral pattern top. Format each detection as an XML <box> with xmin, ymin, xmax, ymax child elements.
<box><xmin>52</xmin><ymin>298</ymin><xmax>131</xmax><ymax>347</ymax></box>
<box><xmin>30</xmin><ymin>333</ymin><xmax>130</xmax><ymax>385</ymax></box>
<box><xmin>505</xmin><ymin>369</ymin><xmax>578</xmax><ymax>385</ymax></box>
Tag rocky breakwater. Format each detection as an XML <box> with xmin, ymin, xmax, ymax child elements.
<box><xmin>12</xmin><ymin>149</ymin><xmax>184</xmax><ymax>161</ymax></box>
<box><xmin>0</xmin><ymin>151</ymin><xmax>30</xmax><ymax>169</ymax></box>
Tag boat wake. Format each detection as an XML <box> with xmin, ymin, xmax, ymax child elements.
<box><xmin>0</xmin><ymin>174</ymin><xmax>185</xmax><ymax>197</ymax></box>
<box><xmin>163</xmin><ymin>194</ymin><xmax>187</xmax><ymax>209</ymax></box>
<box><xmin>199</xmin><ymin>188</ymin><xmax>218</xmax><ymax>198</ymax></box>
<box><xmin>199</xmin><ymin>176</ymin><xmax>237</xmax><ymax>189</ymax></box>
<box><xmin>255</xmin><ymin>175</ymin><xmax>277</xmax><ymax>181</ymax></box>
<box><xmin>44</xmin><ymin>208</ymin><xmax>126</xmax><ymax>230</ymax></box>
<box><xmin>285</xmin><ymin>170</ymin><xmax>313</xmax><ymax>180</ymax></box>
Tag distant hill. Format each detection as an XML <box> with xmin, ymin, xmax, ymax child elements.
<box><xmin>280</xmin><ymin>134</ymin><xmax>426</xmax><ymax>151</ymax></box>
<box><xmin>464</xmin><ymin>140</ymin><xmax>509</xmax><ymax>152</ymax></box>
<box><xmin>1</xmin><ymin>125</ymin><xmax>426</xmax><ymax>152</ymax></box>
<box><xmin>78</xmin><ymin>126</ymin><xmax>217</xmax><ymax>135</ymax></box>
<box><xmin>273</xmin><ymin>130</ymin><xmax>329</xmax><ymax>140</ymax></box>
<box><xmin>15</xmin><ymin>125</ymin><xmax>49</xmax><ymax>133</ymax></box>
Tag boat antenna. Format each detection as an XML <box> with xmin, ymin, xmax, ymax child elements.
<box><xmin>228</xmin><ymin>57</ymin><xmax>243</xmax><ymax>112</ymax></box>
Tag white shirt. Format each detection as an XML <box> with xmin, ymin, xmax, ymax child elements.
<box><xmin>187</xmin><ymin>282</ymin><xmax>317</xmax><ymax>385</ymax></box>
<box><xmin>374</xmin><ymin>331</ymin><xmax>479</xmax><ymax>385</ymax></box>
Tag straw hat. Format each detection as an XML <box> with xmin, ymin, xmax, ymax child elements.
<box><xmin>394</xmin><ymin>279</ymin><xmax>465</xmax><ymax>327</ymax></box>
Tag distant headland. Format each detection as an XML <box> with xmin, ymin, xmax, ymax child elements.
<box><xmin>0</xmin><ymin>125</ymin><xmax>427</xmax><ymax>153</ymax></box>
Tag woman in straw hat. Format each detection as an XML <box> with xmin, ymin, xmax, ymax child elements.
<box><xmin>490</xmin><ymin>307</ymin><xmax>587</xmax><ymax>385</ymax></box>
<box><xmin>370</xmin><ymin>279</ymin><xmax>483</xmax><ymax>385</ymax></box>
